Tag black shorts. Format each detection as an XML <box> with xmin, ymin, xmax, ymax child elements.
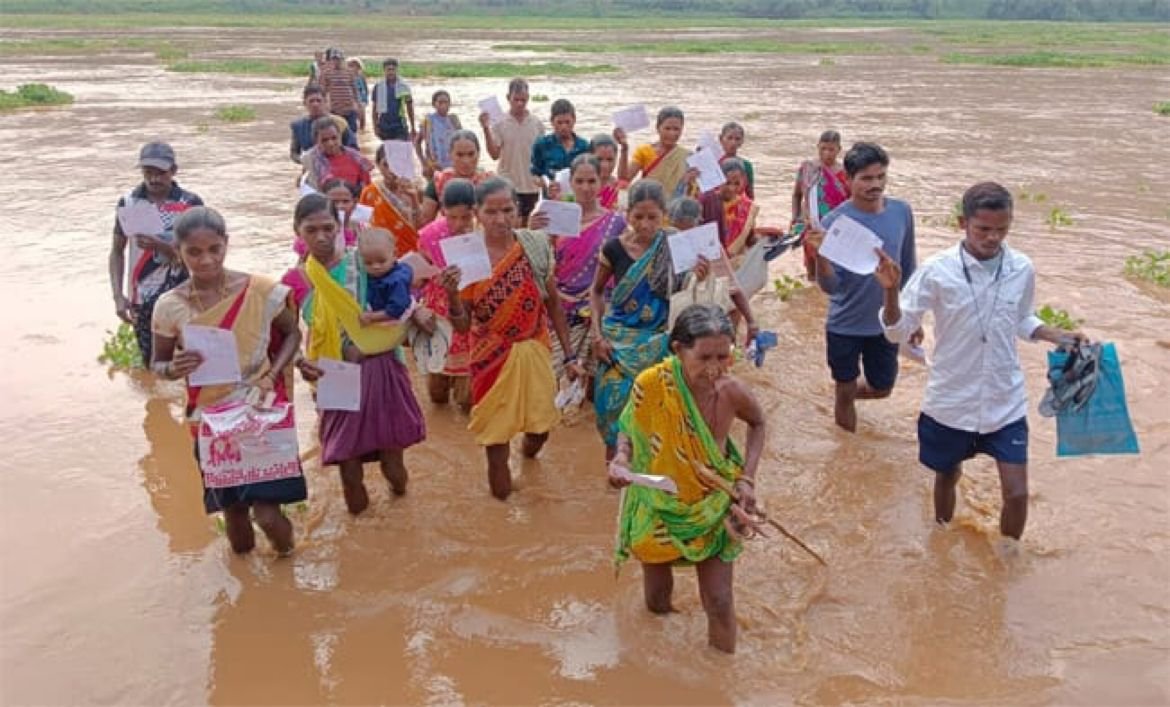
<box><xmin>825</xmin><ymin>331</ymin><xmax>899</xmax><ymax>391</ymax></box>
<box><xmin>917</xmin><ymin>413</ymin><xmax>1029</xmax><ymax>473</ymax></box>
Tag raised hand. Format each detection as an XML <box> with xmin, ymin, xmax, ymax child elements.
<box><xmin>874</xmin><ymin>248</ymin><xmax>902</xmax><ymax>290</ymax></box>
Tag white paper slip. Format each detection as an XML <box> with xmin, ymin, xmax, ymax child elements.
<box><xmin>554</xmin><ymin>379</ymin><xmax>585</xmax><ymax>411</ymax></box>
<box><xmin>316</xmin><ymin>357</ymin><xmax>361</xmax><ymax>412</ymax></box>
<box><xmin>668</xmin><ymin>222</ymin><xmax>723</xmax><ymax>274</ymax></box>
<box><xmin>696</xmin><ymin>130</ymin><xmax>724</xmax><ymax>159</ymax></box>
<box><xmin>298</xmin><ymin>181</ymin><xmax>318</xmax><ymax>197</ymax></box>
<box><xmin>807</xmin><ymin>188</ymin><xmax>822</xmax><ymax>229</ymax></box>
<box><xmin>182</xmin><ymin>325</ymin><xmax>242</xmax><ymax>387</ymax></box>
<box><xmin>611</xmin><ymin>104</ymin><xmax>650</xmax><ymax>133</ymax></box>
<box><xmin>117</xmin><ymin>202</ymin><xmax>165</xmax><ymax>237</ymax></box>
<box><xmin>611</xmin><ymin>464</ymin><xmax>679</xmax><ymax>494</ymax></box>
<box><xmin>819</xmin><ymin>215</ymin><xmax>884</xmax><ymax>275</ymax></box>
<box><xmin>350</xmin><ymin>203</ymin><xmax>374</xmax><ymax>226</ymax></box>
<box><xmin>439</xmin><ymin>232</ymin><xmax>493</xmax><ymax>286</ymax></box>
<box><xmin>686</xmin><ymin>148</ymin><xmax>726</xmax><ymax>193</ymax></box>
<box><xmin>554</xmin><ymin>167</ymin><xmax>571</xmax><ymax>196</ymax></box>
<box><xmin>384</xmin><ymin>139</ymin><xmax>417</xmax><ymax>179</ymax></box>
<box><xmin>534</xmin><ymin>199</ymin><xmax>582</xmax><ymax>237</ymax></box>
<box><xmin>478</xmin><ymin>96</ymin><xmax>505</xmax><ymax>123</ymax></box>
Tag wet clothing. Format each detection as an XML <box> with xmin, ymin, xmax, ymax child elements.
<box><xmin>615</xmin><ymin>356</ymin><xmax>745</xmax><ymax>567</ymax></box>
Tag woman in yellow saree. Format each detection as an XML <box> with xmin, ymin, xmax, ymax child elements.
<box><xmin>609</xmin><ymin>304</ymin><xmax>766</xmax><ymax>654</ymax></box>
<box><xmin>439</xmin><ymin>177</ymin><xmax>582</xmax><ymax>501</ymax></box>
<box><xmin>151</xmin><ymin>207</ymin><xmax>305</xmax><ymax>555</ymax></box>
<box><xmin>616</xmin><ymin>106</ymin><xmax>698</xmax><ymax>200</ymax></box>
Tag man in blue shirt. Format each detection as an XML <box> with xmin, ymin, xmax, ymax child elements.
<box><xmin>530</xmin><ymin>98</ymin><xmax>589</xmax><ymax>195</ymax></box>
<box><xmin>806</xmin><ymin>142</ymin><xmax>919</xmax><ymax>432</ymax></box>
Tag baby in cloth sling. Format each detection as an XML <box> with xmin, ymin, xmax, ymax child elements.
<box><xmin>358</xmin><ymin>228</ymin><xmax>436</xmax><ymax>333</ymax></box>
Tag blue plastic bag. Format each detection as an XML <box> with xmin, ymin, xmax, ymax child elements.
<box><xmin>1048</xmin><ymin>342</ymin><xmax>1140</xmax><ymax>456</ymax></box>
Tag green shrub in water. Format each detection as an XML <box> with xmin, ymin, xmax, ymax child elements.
<box><xmin>1155</xmin><ymin>102</ymin><xmax>1170</xmax><ymax>116</ymax></box>
<box><xmin>0</xmin><ymin>83</ymin><xmax>74</xmax><ymax>111</ymax></box>
<box><xmin>1124</xmin><ymin>249</ymin><xmax>1170</xmax><ymax>288</ymax></box>
<box><xmin>1045</xmin><ymin>206</ymin><xmax>1074</xmax><ymax>229</ymax></box>
<box><xmin>774</xmin><ymin>275</ymin><xmax>806</xmax><ymax>302</ymax></box>
<box><xmin>98</xmin><ymin>322</ymin><xmax>143</xmax><ymax>370</ymax></box>
<box><xmin>214</xmin><ymin>104</ymin><xmax>256</xmax><ymax>122</ymax></box>
<box><xmin>1037</xmin><ymin>304</ymin><xmax>1082</xmax><ymax>331</ymax></box>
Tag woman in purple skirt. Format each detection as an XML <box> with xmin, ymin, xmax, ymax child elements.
<box><xmin>285</xmin><ymin>193</ymin><xmax>426</xmax><ymax>514</ymax></box>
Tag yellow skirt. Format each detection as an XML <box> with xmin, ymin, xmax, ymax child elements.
<box><xmin>468</xmin><ymin>339</ymin><xmax>560</xmax><ymax>446</ymax></box>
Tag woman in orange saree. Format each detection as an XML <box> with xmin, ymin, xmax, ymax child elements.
<box><xmin>359</xmin><ymin>142</ymin><xmax>422</xmax><ymax>256</ymax></box>
<box><xmin>439</xmin><ymin>178</ymin><xmax>581</xmax><ymax>501</ymax></box>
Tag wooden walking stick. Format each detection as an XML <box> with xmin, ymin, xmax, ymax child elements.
<box><xmin>692</xmin><ymin>462</ymin><xmax>828</xmax><ymax>567</ymax></box>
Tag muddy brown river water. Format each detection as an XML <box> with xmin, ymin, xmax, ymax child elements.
<box><xmin>1</xmin><ymin>24</ymin><xmax>1168</xmax><ymax>707</ymax></box>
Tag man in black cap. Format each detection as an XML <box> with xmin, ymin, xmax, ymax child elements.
<box><xmin>108</xmin><ymin>141</ymin><xmax>204</xmax><ymax>363</ymax></box>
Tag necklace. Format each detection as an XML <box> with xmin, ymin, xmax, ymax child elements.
<box><xmin>960</xmin><ymin>244</ymin><xmax>1005</xmax><ymax>344</ymax></box>
<box><xmin>189</xmin><ymin>273</ymin><xmax>229</xmax><ymax>313</ymax></box>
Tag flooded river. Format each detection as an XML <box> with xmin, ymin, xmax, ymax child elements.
<box><xmin>1</xmin><ymin>24</ymin><xmax>1168</xmax><ymax>706</ymax></box>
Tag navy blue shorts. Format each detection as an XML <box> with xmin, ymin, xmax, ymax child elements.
<box><xmin>917</xmin><ymin>413</ymin><xmax>1029</xmax><ymax>473</ymax></box>
<box><xmin>825</xmin><ymin>331</ymin><xmax>899</xmax><ymax>391</ymax></box>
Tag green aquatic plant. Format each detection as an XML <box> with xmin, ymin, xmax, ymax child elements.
<box><xmin>1155</xmin><ymin>101</ymin><xmax>1170</xmax><ymax>116</ymax></box>
<box><xmin>215</xmin><ymin>104</ymin><xmax>256</xmax><ymax>122</ymax></box>
<box><xmin>942</xmin><ymin>51</ymin><xmax>1170</xmax><ymax>68</ymax></box>
<box><xmin>1037</xmin><ymin>304</ymin><xmax>1082</xmax><ymax>331</ymax></box>
<box><xmin>1124</xmin><ymin>249</ymin><xmax>1170</xmax><ymax>288</ymax></box>
<box><xmin>946</xmin><ymin>199</ymin><xmax>963</xmax><ymax>229</ymax></box>
<box><xmin>773</xmin><ymin>275</ymin><xmax>806</xmax><ymax>302</ymax></box>
<box><xmin>1045</xmin><ymin>206</ymin><xmax>1074</xmax><ymax>229</ymax></box>
<box><xmin>98</xmin><ymin>322</ymin><xmax>143</xmax><ymax>370</ymax></box>
<box><xmin>819</xmin><ymin>57</ymin><xmax>835</xmax><ymax>66</ymax></box>
<box><xmin>530</xmin><ymin>93</ymin><xmax>549</xmax><ymax>102</ymax></box>
<box><xmin>0</xmin><ymin>82</ymin><xmax>73</xmax><ymax>111</ymax></box>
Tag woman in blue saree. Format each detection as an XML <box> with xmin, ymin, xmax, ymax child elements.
<box><xmin>589</xmin><ymin>179</ymin><xmax>710</xmax><ymax>459</ymax></box>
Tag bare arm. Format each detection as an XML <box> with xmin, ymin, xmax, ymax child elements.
<box><xmin>406</xmin><ymin>96</ymin><xmax>417</xmax><ymax>136</ymax></box>
<box><xmin>480</xmin><ymin>114</ymin><xmax>502</xmax><ymax>161</ymax></box>
<box><xmin>109</xmin><ymin>229</ymin><xmax>129</xmax><ymax>312</ymax></box>
<box><xmin>732</xmin><ymin>379</ymin><xmax>766</xmax><ymax>481</ymax></box>
<box><xmin>267</xmin><ymin>305</ymin><xmax>304</xmax><ymax>377</ymax></box>
<box><xmin>440</xmin><ymin>267</ymin><xmax>471</xmax><ymax>333</ymax></box>
<box><xmin>589</xmin><ymin>259</ymin><xmax>614</xmax><ymax>364</ymax></box>
<box><xmin>290</xmin><ymin>132</ymin><xmax>302</xmax><ymax>165</ymax></box>
<box><xmin>150</xmin><ymin>332</ymin><xmax>203</xmax><ymax>380</ymax></box>
<box><xmin>544</xmin><ymin>275</ymin><xmax>574</xmax><ymax>364</ymax></box>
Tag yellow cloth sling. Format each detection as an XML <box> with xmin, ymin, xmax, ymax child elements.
<box><xmin>305</xmin><ymin>255</ymin><xmax>407</xmax><ymax>360</ymax></box>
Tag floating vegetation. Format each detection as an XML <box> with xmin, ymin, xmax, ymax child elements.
<box><xmin>946</xmin><ymin>199</ymin><xmax>963</xmax><ymax>229</ymax></box>
<box><xmin>98</xmin><ymin>322</ymin><xmax>143</xmax><ymax>370</ymax></box>
<box><xmin>530</xmin><ymin>93</ymin><xmax>549</xmax><ymax>102</ymax></box>
<box><xmin>1155</xmin><ymin>101</ymin><xmax>1170</xmax><ymax>116</ymax></box>
<box><xmin>0</xmin><ymin>82</ymin><xmax>73</xmax><ymax>111</ymax></box>
<box><xmin>214</xmin><ymin>104</ymin><xmax>256</xmax><ymax>122</ymax></box>
<box><xmin>1045</xmin><ymin>206</ymin><xmax>1074</xmax><ymax>229</ymax></box>
<box><xmin>773</xmin><ymin>275</ymin><xmax>806</xmax><ymax>302</ymax></box>
<box><xmin>1037</xmin><ymin>304</ymin><xmax>1082</xmax><ymax>331</ymax></box>
<box><xmin>1124</xmin><ymin>249</ymin><xmax>1170</xmax><ymax>288</ymax></box>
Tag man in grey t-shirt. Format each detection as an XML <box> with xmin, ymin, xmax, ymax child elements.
<box><xmin>806</xmin><ymin>142</ymin><xmax>920</xmax><ymax>432</ymax></box>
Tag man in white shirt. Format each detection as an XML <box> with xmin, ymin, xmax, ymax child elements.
<box><xmin>875</xmin><ymin>182</ymin><xmax>1085</xmax><ymax>541</ymax></box>
<box><xmin>479</xmin><ymin>78</ymin><xmax>545</xmax><ymax>223</ymax></box>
